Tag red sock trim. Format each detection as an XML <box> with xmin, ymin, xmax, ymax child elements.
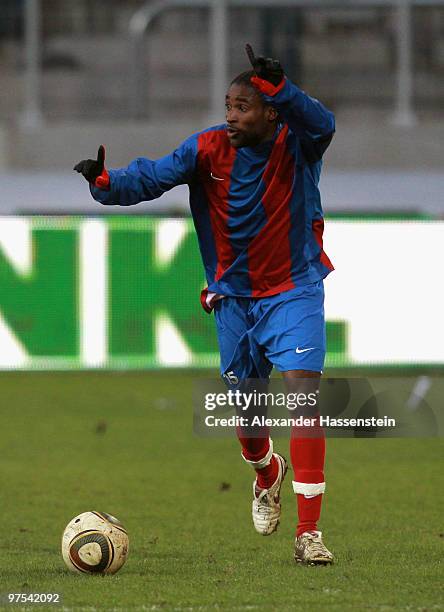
<box><xmin>296</xmin><ymin>493</ymin><xmax>323</xmax><ymax>537</ymax></box>
<box><xmin>237</xmin><ymin>430</ymin><xmax>278</xmax><ymax>489</ymax></box>
<box><xmin>256</xmin><ymin>455</ymin><xmax>278</xmax><ymax>490</ymax></box>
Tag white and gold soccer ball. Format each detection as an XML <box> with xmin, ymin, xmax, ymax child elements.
<box><xmin>62</xmin><ymin>511</ymin><xmax>129</xmax><ymax>575</ymax></box>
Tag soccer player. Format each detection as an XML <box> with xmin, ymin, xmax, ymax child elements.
<box><xmin>74</xmin><ymin>45</ymin><xmax>335</xmax><ymax>565</ymax></box>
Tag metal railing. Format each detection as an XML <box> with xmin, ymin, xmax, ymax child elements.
<box><xmin>20</xmin><ymin>0</ymin><xmax>444</xmax><ymax>129</ymax></box>
<box><xmin>128</xmin><ymin>0</ymin><xmax>433</xmax><ymax>125</ymax></box>
<box><xmin>129</xmin><ymin>0</ymin><xmax>228</xmax><ymax>120</ymax></box>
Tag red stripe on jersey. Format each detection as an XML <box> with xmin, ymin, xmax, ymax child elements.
<box><xmin>248</xmin><ymin>125</ymin><xmax>295</xmax><ymax>297</ymax></box>
<box><xmin>198</xmin><ymin>130</ymin><xmax>237</xmax><ymax>281</ymax></box>
<box><xmin>312</xmin><ymin>218</ymin><xmax>334</xmax><ymax>270</ymax></box>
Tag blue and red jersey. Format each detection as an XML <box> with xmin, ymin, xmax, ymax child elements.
<box><xmin>91</xmin><ymin>78</ymin><xmax>335</xmax><ymax>309</ymax></box>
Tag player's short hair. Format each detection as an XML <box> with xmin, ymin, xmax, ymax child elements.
<box><xmin>230</xmin><ymin>70</ymin><xmax>256</xmax><ymax>89</ymax></box>
<box><xmin>230</xmin><ymin>70</ymin><xmax>271</xmax><ymax>110</ymax></box>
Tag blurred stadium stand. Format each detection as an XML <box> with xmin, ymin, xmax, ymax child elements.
<box><xmin>0</xmin><ymin>0</ymin><xmax>443</xmax><ymax>214</ymax></box>
<box><xmin>2</xmin><ymin>1</ymin><xmax>444</xmax><ymax>120</ymax></box>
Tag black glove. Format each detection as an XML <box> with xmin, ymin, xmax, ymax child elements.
<box><xmin>74</xmin><ymin>145</ymin><xmax>106</xmax><ymax>184</ymax></box>
<box><xmin>245</xmin><ymin>43</ymin><xmax>284</xmax><ymax>87</ymax></box>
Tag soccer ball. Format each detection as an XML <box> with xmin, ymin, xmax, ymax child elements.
<box><xmin>62</xmin><ymin>511</ymin><xmax>129</xmax><ymax>575</ymax></box>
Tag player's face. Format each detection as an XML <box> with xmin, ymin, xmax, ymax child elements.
<box><xmin>225</xmin><ymin>83</ymin><xmax>277</xmax><ymax>148</ymax></box>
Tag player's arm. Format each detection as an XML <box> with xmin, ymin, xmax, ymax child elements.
<box><xmin>245</xmin><ymin>44</ymin><xmax>335</xmax><ymax>163</ymax></box>
<box><xmin>74</xmin><ymin>136</ymin><xmax>198</xmax><ymax>206</ymax></box>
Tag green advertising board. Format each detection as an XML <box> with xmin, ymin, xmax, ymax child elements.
<box><xmin>0</xmin><ymin>216</ymin><xmax>441</xmax><ymax>370</ymax></box>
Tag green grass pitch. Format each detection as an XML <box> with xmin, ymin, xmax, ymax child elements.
<box><xmin>0</xmin><ymin>371</ymin><xmax>442</xmax><ymax>611</ymax></box>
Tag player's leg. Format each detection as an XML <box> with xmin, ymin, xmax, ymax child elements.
<box><xmin>236</xmin><ymin>376</ymin><xmax>288</xmax><ymax>536</ymax></box>
<box><xmin>236</xmin><ymin>380</ymin><xmax>279</xmax><ymax>491</ymax></box>
<box><xmin>253</xmin><ymin>280</ymin><xmax>333</xmax><ymax>562</ymax></box>
<box><xmin>282</xmin><ymin>370</ymin><xmax>332</xmax><ymax>564</ymax></box>
<box><xmin>214</xmin><ymin>298</ymin><xmax>275</xmax><ymax>487</ymax></box>
<box><xmin>214</xmin><ymin>297</ymin><xmax>286</xmax><ymax>535</ymax></box>
<box><xmin>282</xmin><ymin>371</ymin><xmax>325</xmax><ymax>535</ymax></box>
<box><xmin>214</xmin><ymin>297</ymin><xmax>275</xmax><ymax>485</ymax></box>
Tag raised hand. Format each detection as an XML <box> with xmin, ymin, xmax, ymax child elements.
<box><xmin>245</xmin><ymin>43</ymin><xmax>284</xmax><ymax>87</ymax></box>
<box><xmin>74</xmin><ymin>145</ymin><xmax>109</xmax><ymax>188</ymax></box>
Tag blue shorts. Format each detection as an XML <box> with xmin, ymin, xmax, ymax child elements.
<box><xmin>214</xmin><ymin>280</ymin><xmax>326</xmax><ymax>383</ymax></box>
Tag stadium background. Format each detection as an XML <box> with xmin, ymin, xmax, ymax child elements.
<box><xmin>1</xmin><ymin>0</ymin><xmax>443</xmax><ymax>370</ymax></box>
<box><xmin>0</xmin><ymin>2</ymin><xmax>442</xmax><ymax>610</ymax></box>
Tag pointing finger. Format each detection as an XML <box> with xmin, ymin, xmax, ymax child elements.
<box><xmin>245</xmin><ymin>43</ymin><xmax>256</xmax><ymax>68</ymax></box>
<box><xmin>97</xmin><ymin>145</ymin><xmax>105</xmax><ymax>167</ymax></box>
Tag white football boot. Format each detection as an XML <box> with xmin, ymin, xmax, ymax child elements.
<box><xmin>252</xmin><ymin>453</ymin><xmax>288</xmax><ymax>536</ymax></box>
<box><xmin>294</xmin><ymin>530</ymin><xmax>334</xmax><ymax>565</ymax></box>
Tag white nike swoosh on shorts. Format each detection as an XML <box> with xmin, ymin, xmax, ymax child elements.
<box><xmin>295</xmin><ymin>347</ymin><xmax>315</xmax><ymax>354</ymax></box>
<box><xmin>211</xmin><ymin>172</ymin><xmax>225</xmax><ymax>181</ymax></box>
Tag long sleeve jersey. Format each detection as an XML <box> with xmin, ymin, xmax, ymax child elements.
<box><xmin>91</xmin><ymin>78</ymin><xmax>335</xmax><ymax>308</ymax></box>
